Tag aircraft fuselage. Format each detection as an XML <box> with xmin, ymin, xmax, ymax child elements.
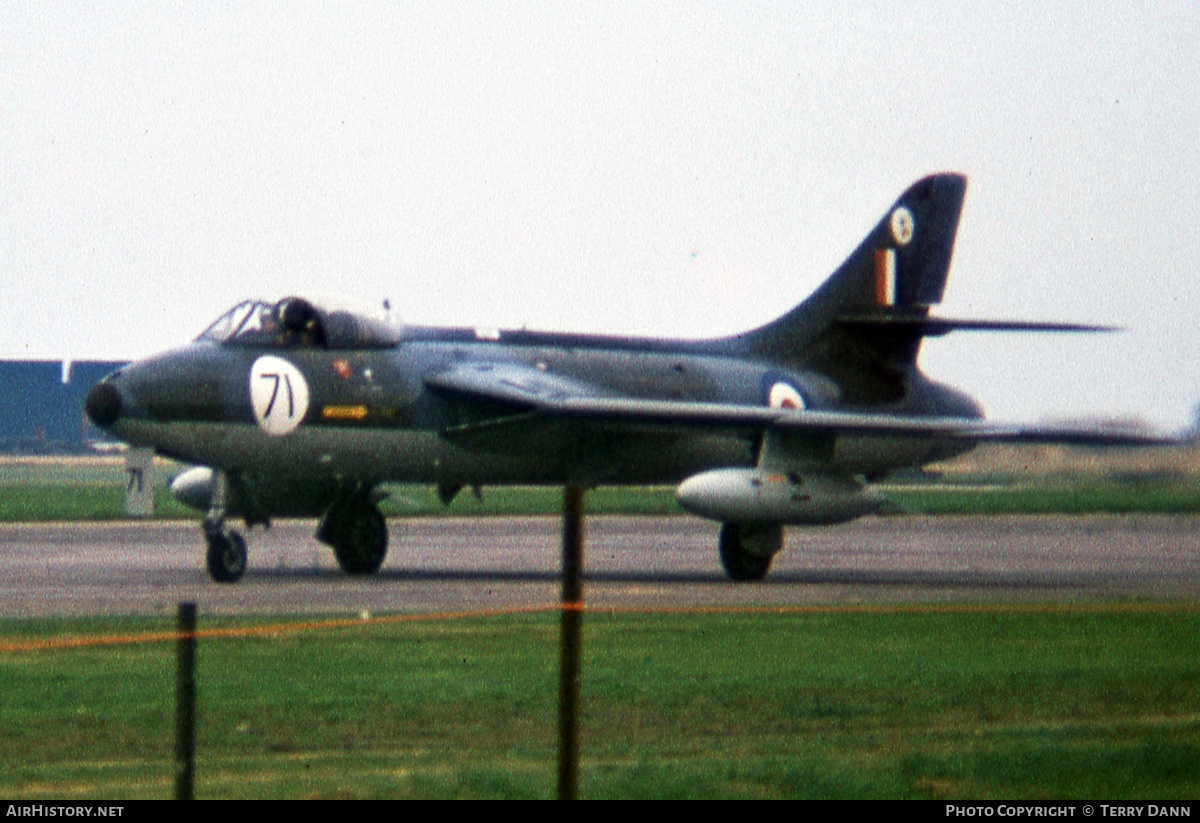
<box><xmin>95</xmin><ymin>325</ymin><xmax>977</xmax><ymax>517</ymax></box>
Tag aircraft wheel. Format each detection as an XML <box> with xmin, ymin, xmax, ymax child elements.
<box><xmin>206</xmin><ymin>530</ymin><xmax>247</xmax><ymax>584</ymax></box>
<box><xmin>331</xmin><ymin>506</ymin><xmax>388</xmax><ymax>575</ymax></box>
<box><xmin>718</xmin><ymin>522</ymin><xmax>780</xmax><ymax>582</ymax></box>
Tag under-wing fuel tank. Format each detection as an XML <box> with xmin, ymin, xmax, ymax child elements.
<box><xmin>675</xmin><ymin>468</ymin><xmax>883</xmax><ymax>525</ymax></box>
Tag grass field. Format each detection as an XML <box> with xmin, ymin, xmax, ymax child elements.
<box><xmin>1</xmin><ymin>606</ymin><xmax>1198</xmax><ymax>799</ymax></box>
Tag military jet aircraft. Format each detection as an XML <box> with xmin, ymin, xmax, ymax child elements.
<box><xmin>85</xmin><ymin>173</ymin><xmax>1163</xmax><ymax>583</ymax></box>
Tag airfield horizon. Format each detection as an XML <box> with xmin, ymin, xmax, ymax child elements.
<box><xmin>3</xmin><ymin>444</ymin><xmax>1200</xmax><ymax>522</ymax></box>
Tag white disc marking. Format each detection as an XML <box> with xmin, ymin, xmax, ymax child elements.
<box><xmin>890</xmin><ymin>206</ymin><xmax>915</xmax><ymax>245</ymax></box>
<box><xmin>250</xmin><ymin>355</ymin><xmax>310</xmax><ymax>436</ymax></box>
<box><xmin>768</xmin><ymin>382</ymin><xmax>806</xmax><ymax>410</ymax></box>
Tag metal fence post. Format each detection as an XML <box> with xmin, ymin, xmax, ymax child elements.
<box><xmin>557</xmin><ymin>484</ymin><xmax>584</xmax><ymax>800</ymax></box>
<box><xmin>175</xmin><ymin>601</ymin><xmax>197</xmax><ymax>800</ymax></box>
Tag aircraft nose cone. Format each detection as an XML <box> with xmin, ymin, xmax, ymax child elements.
<box><xmin>85</xmin><ymin>382</ymin><xmax>123</xmax><ymax>428</ymax></box>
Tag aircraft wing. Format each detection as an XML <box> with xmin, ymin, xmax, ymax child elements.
<box><xmin>548</xmin><ymin>397</ymin><xmax>1175</xmax><ymax>446</ymax></box>
<box><xmin>425</xmin><ymin>363</ymin><xmax>1176</xmax><ymax>447</ymax></box>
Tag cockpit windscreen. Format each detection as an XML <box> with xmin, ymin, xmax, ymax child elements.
<box><xmin>196</xmin><ymin>297</ymin><xmax>400</xmax><ymax>349</ymax></box>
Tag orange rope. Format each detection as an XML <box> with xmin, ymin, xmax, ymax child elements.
<box><xmin>1</xmin><ymin>600</ymin><xmax>1195</xmax><ymax>655</ymax></box>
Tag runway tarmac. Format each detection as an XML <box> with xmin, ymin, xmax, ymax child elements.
<box><xmin>0</xmin><ymin>514</ymin><xmax>1197</xmax><ymax>617</ymax></box>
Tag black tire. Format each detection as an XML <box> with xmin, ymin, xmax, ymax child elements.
<box><xmin>331</xmin><ymin>506</ymin><xmax>388</xmax><ymax>575</ymax></box>
<box><xmin>718</xmin><ymin>523</ymin><xmax>780</xmax><ymax>582</ymax></box>
<box><xmin>206</xmin><ymin>530</ymin><xmax>247</xmax><ymax>583</ymax></box>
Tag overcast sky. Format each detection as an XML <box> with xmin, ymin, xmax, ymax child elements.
<box><xmin>2</xmin><ymin>3</ymin><xmax>1198</xmax><ymax>429</ymax></box>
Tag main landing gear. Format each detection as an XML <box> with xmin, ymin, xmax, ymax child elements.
<box><xmin>718</xmin><ymin>522</ymin><xmax>783</xmax><ymax>582</ymax></box>
<box><xmin>317</xmin><ymin>494</ymin><xmax>389</xmax><ymax>575</ymax></box>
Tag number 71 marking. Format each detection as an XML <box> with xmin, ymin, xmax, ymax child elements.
<box><xmin>260</xmin><ymin>372</ymin><xmax>295</xmax><ymax>419</ymax></box>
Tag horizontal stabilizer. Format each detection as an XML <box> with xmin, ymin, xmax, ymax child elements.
<box><xmin>837</xmin><ymin>315</ymin><xmax>1119</xmax><ymax>337</ymax></box>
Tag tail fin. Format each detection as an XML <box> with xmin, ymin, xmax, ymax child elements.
<box><xmin>730</xmin><ymin>173</ymin><xmax>967</xmax><ymax>401</ymax></box>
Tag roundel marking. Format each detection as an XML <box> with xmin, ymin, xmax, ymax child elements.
<box><xmin>250</xmin><ymin>355</ymin><xmax>310</xmax><ymax>436</ymax></box>
<box><xmin>890</xmin><ymin>206</ymin><xmax>915</xmax><ymax>246</ymax></box>
<box><xmin>767</xmin><ymin>382</ymin><xmax>806</xmax><ymax>410</ymax></box>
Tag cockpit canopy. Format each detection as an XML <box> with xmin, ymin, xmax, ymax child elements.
<box><xmin>197</xmin><ymin>296</ymin><xmax>402</xmax><ymax>349</ymax></box>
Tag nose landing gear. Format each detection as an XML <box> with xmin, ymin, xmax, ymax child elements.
<box><xmin>202</xmin><ymin>470</ymin><xmax>248</xmax><ymax>584</ymax></box>
<box><xmin>205</xmin><ymin>528</ymin><xmax>248</xmax><ymax>583</ymax></box>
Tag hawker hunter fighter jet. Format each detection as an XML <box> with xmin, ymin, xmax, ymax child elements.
<box><xmin>86</xmin><ymin>173</ymin><xmax>1159</xmax><ymax>583</ymax></box>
